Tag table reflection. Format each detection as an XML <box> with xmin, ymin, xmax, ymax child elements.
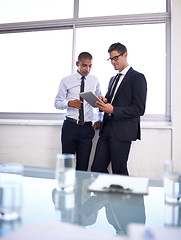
<box><xmin>164</xmin><ymin>202</ymin><xmax>181</xmax><ymax>227</ymax></box>
<box><xmin>0</xmin><ymin>218</ymin><xmax>21</xmax><ymax>236</ymax></box>
<box><xmin>1</xmin><ymin>167</ymin><xmax>181</xmax><ymax>238</ymax></box>
<box><xmin>52</xmin><ymin>173</ymin><xmax>146</xmax><ymax>235</ymax></box>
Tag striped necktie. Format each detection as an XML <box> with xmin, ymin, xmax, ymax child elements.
<box><xmin>107</xmin><ymin>73</ymin><xmax>122</xmax><ymax>103</ymax></box>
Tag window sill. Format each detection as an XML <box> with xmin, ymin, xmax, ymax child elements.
<box><xmin>141</xmin><ymin>121</ymin><xmax>172</xmax><ymax>129</ymax></box>
<box><xmin>0</xmin><ymin>119</ymin><xmax>64</xmax><ymax>126</ymax></box>
<box><xmin>0</xmin><ymin>119</ymin><xmax>172</xmax><ymax>129</ymax></box>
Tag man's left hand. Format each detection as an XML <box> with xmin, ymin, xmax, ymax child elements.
<box><xmin>94</xmin><ymin>121</ymin><xmax>102</xmax><ymax>130</ymax></box>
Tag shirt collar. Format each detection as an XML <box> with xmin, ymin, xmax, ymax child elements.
<box><xmin>119</xmin><ymin>65</ymin><xmax>130</xmax><ymax>75</ymax></box>
<box><xmin>76</xmin><ymin>71</ymin><xmax>87</xmax><ymax>80</ymax></box>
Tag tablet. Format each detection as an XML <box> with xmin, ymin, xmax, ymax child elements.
<box><xmin>79</xmin><ymin>91</ymin><xmax>105</xmax><ymax>108</ymax></box>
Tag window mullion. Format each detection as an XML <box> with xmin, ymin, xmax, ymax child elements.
<box><xmin>73</xmin><ymin>0</ymin><xmax>79</xmax><ymax>19</ymax></box>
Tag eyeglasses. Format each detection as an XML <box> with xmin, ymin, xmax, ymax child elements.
<box><xmin>107</xmin><ymin>51</ymin><xmax>126</xmax><ymax>62</ymax></box>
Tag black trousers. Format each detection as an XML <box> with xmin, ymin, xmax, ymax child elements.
<box><xmin>91</xmin><ymin>120</ymin><xmax>131</xmax><ymax>175</ymax></box>
<box><xmin>61</xmin><ymin>120</ymin><xmax>95</xmax><ymax>171</ymax></box>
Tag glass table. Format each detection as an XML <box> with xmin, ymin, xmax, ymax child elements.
<box><xmin>0</xmin><ymin>166</ymin><xmax>181</xmax><ymax>237</ymax></box>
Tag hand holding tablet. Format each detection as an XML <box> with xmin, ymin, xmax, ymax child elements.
<box><xmin>79</xmin><ymin>91</ymin><xmax>105</xmax><ymax>108</ymax></box>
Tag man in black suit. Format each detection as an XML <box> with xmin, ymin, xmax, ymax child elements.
<box><xmin>91</xmin><ymin>42</ymin><xmax>147</xmax><ymax>175</ymax></box>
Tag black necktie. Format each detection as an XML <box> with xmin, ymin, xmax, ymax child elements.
<box><xmin>79</xmin><ymin>76</ymin><xmax>85</xmax><ymax>126</ymax></box>
<box><xmin>107</xmin><ymin>73</ymin><xmax>122</xmax><ymax>103</ymax></box>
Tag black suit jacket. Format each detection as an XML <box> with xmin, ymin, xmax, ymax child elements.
<box><xmin>100</xmin><ymin>67</ymin><xmax>147</xmax><ymax>141</ymax></box>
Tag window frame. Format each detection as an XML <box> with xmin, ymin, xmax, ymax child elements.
<box><xmin>0</xmin><ymin>0</ymin><xmax>171</xmax><ymax>122</ymax></box>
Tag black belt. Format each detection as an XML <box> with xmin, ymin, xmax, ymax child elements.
<box><xmin>66</xmin><ymin>117</ymin><xmax>92</xmax><ymax>126</ymax></box>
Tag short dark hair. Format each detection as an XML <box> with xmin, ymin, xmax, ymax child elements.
<box><xmin>78</xmin><ymin>52</ymin><xmax>92</xmax><ymax>62</ymax></box>
<box><xmin>108</xmin><ymin>42</ymin><xmax>127</xmax><ymax>54</ymax></box>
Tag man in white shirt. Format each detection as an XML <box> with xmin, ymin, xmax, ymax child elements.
<box><xmin>55</xmin><ymin>52</ymin><xmax>102</xmax><ymax>171</ymax></box>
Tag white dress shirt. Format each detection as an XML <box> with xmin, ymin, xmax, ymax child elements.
<box><xmin>110</xmin><ymin>65</ymin><xmax>131</xmax><ymax>104</ymax></box>
<box><xmin>55</xmin><ymin>71</ymin><xmax>102</xmax><ymax>122</ymax></box>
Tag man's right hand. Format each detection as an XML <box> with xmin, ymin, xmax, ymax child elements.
<box><xmin>68</xmin><ymin>99</ymin><xmax>83</xmax><ymax>109</ymax></box>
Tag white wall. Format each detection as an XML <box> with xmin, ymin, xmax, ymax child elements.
<box><xmin>0</xmin><ymin>122</ymin><xmax>172</xmax><ymax>179</ymax></box>
<box><xmin>0</xmin><ymin>0</ymin><xmax>180</xmax><ymax>180</ymax></box>
<box><xmin>0</xmin><ymin>123</ymin><xmax>61</xmax><ymax>168</ymax></box>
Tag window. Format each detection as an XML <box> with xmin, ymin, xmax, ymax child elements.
<box><xmin>79</xmin><ymin>0</ymin><xmax>166</xmax><ymax>17</ymax></box>
<box><xmin>0</xmin><ymin>30</ymin><xmax>73</xmax><ymax>113</ymax></box>
<box><xmin>0</xmin><ymin>0</ymin><xmax>170</xmax><ymax>120</ymax></box>
<box><xmin>0</xmin><ymin>0</ymin><xmax>74</xmax><ymax>23</ymax></box>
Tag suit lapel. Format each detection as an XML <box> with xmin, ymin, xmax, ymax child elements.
<box><xmin>113</xmin><ymin>67</ymin><xmax>133</xmax><ymax>100</ymax></box>
<box><xmin>108</xmin><ymin>76</ymin><xmax>117</xmax><ymax>92</ymax></box>
<box><xmin>106</xmin><ymin>75</ymin><xmax>117</xmax><ymax>99</ymax></box>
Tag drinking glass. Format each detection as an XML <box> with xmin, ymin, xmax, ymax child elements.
<box><xmin>55</xmin><ymin>154</ymin><xmax>75</xmax><ymax>192</ymax></box>
<box><xmin>0</xmin><ymin>163</ymin><xmax>24</xmax><ymax>221</ymax></box>
<box><xmin>164</xmin><ymin>160</ymin><xmax>181</xmax><ymax>204</ymax></box>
